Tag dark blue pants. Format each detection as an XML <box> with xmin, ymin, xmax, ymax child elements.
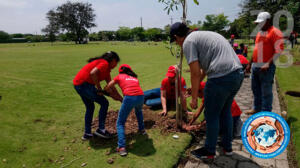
<box><xmin>74</xmin><ymin>83</ymin><xmax>109</xmax><ymax>134</ymax></box>
<box><xmin>204</xmin><ymin>69</ymin><xmax>244</xmax><ymax>153</ymax></box>
<box><xmin>143</xmin><ymin>88</ymin><xmax>162</xmax><ymax>107</ymax></box>
<box><xmin>251</xmin><ymin>64</ymin><xmax>276</xmax><ymax>112</ymax></box>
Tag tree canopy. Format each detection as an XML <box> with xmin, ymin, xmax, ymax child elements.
<box><xmin>229</xmin><ymin>0</ymin><xmax>300</xmax><ymax>38</ymax></box>
<box><xmin>202</xmin><ymin>14</ymin><xmax>230</xmax><ymax>35</ymax></box>
<box><xmin>43</xmin><ymin>1</ymin><xmax>96</xmax><ymax>44</ymax></box>
<box><xmin>0</xmin><ymin>31</ymin><xmax>10</xmax><ymax>42</ymax></box>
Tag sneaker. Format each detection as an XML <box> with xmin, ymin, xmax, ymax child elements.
<box><xmin>222</xmin><ymin>148</ymin><xmax>233</xmax><ymax>156</ymax></box>
<box><xmin>94</xmin><ymin>129</ymin><xmax>113</xmax><ymax>139</ymax></box>
<box><xmin>191</xmin><ymin>147</ymin><xmax>215</xmax><ymax>160</ymax></box>
<box><xmin>116</xmin><ymin>147</ymin><xmax>128</xmax><ymax>156</ymax></box>
<box><xmin>81</xmin><ymin>133</ymin><xmax>93</xmax><ymax>141</ymax></box>
<box><xmin>218</xmin><ymin>142</ymin><xmax>233</xmax><ymax>156</ymax></box>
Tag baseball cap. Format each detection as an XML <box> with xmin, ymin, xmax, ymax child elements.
<box><xmin>166</xmin><ymin>65</ymin><xmax>177</xmax><ymax>78</ymax></box>
<box><xmin>254</xmin><ymin>12</ymin><xmax>271</xmax><ymax>23</ymax></box>
<box><xmin>233</xmin><ymin>43</ymin><xmax>238</xmax><ymax>47</ymax></box>
<box><xmin>169</xmin><ymin>22</ymin><xmax>189</xmax><ymax>43</ymax></box>
<box><xmin>119</xmin><ymin>64</ymin><xmax>132</xmax><ymax>73</ymax></box>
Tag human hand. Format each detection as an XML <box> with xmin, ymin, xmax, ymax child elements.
<box><xmin>190</xmin><ymin>98</ymin><xmax>198</xmax><ymax>109</ymax></box>
<box><xmin>260</xmin><ymin>62</ymin><xmax>270</xmax><ymax>72</ymax></box>
<box><xmin>159</xmin><ymin>110</ymin><xmax>167</xmax><ymax>116</ymax></box>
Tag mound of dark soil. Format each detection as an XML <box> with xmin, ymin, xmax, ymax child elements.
<box><xmin>91</xmin><ymin>107</ymin><xmax>182</xmax><ymax>135</ymax></box>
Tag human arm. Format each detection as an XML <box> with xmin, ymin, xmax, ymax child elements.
<box><xmin>90</xmin><ymin>67</ymin><xmax>102</xmax><ymax>92</ymax></box>
<box><xmin>159</xmin><ymin>90</ymin><xmax>168</xmax><ymax>116</ymax></box>
<box><xmin>189</xmin><ymin>61</ymin><xmax>205</xmax><ymax>109</ymax></box>
<box><xmin>104</xmin><ymin>77</ymin><xmax>123</xmax><ymax>102</ymax></box>
<box><xmin>189</xmin><ymin>101</ymin><xmax>204</xmax><ymax>125</ymax></box>
<box><xmin>245</xmin><ymin>57</ymin><xmax>253</xmax><ymax>73</ymax></box>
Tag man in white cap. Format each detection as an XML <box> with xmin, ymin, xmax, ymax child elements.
<box><xmin>245</xmin><ymin>12</ymin><xmax>284</xmax><ymax>114</ymax></box>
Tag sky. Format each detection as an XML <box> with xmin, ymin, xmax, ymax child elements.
<box><xmin>0</xmin><ymin>0</ymin><xmax>243</xmax><ymax>34</ymax></box>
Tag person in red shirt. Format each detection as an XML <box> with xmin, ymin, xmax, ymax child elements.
<box><xmin>239</xmin><ymin>43</ymin><xmax>248</xmax><ymax>57</ymax></box>
<box><xmin>184</xmin><ymin>82</ymin><xmax>243</xmax><ymax>139</ymax></box>
<box><xmin>237</xmin><ymin>54</ymin><xmax>249</xmax><ymax>70</ymax></box>
<box><xmin>105</xmin><ymin>64</ymin><xmax>146</xmax><ymax>156</ymax></box>
<box><xmin>73</xmin><ymin>51</ymin><xmax>123</xmax><ymax>141</ymax></box>
<box><xmin>143</xmin><ymin>65</ymin><xmax>188</xmax><ymax>116</ymax></box>
<box><xmin>229</xmin><ymin>34</ymin><xmax>235</xmax><ymax>47</ymax></box>
<box><xmin>245</xmin><ymin>12</ymin><xmax>284</xmax><ymax>114</ymax></box>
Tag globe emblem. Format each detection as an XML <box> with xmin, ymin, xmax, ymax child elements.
<box><xmin>246</xmin><ymin>116</ymin><xmax>285</xmax><ymax>154</ymax></box>
<box><xmin>242</xmin><ymin>112</ymin><xmax>290</xmax><ymax>158</ymax></box>
<box><xmin>254</xmin><ymin>124</ymin><xmax>278</xmax><ymax>147</ymax></box>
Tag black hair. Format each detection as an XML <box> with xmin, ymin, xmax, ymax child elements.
<box><xmin>120</xmin><ymin>67</ymin><xmax>138</xmax><ymax>78</ymax></box>
<box><xmin>87</xmin><ymin>51</ymin><xmax>120</xmax><ymax>63</ymax></box>
<box><xmin>240</xmin><ymin>43</ymin><xmax>245</xmax><ymax>48</ymax></box>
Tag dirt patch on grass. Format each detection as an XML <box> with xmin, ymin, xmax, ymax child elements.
<box><xmin>92</xmin><ymin>107</ymin><xmax>181</xmax><ymax>135</ymax></box>
<box><xmin>293</xmin><ymin>61</ymin><xmax>300</xmax><ymax>66</ymax></box>
<box><xmin>286</xmin><ymin>91</ymin><xmax>300</xmax><ymax>97</ymax></box>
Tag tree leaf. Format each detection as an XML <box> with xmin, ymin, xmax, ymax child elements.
<box><xmin>193</xmin><ymin>0</ymin><xmax>199</xmax><ymax>5</ymax></box>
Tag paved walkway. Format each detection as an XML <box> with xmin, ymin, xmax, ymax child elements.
<box><xmin>182</xmin><ymin>77</ymin><xmax>289</xmax><ymax>168</ymax></box>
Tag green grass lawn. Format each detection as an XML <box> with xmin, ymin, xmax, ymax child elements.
<box><xmin>0</xmin><ymin>42</ymin><xmax>192</xmax><ymax>168</ymax></box>
<box><xmin>276</xmin><ymin>45</ymin><xmax>300</xmax><ymax>167</ymax></box>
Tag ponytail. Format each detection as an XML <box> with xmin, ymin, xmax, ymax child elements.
<box><xmin>87</xmin><ymin>51</ymin><xmax>120</xmax><ymax>63</ymax></box>
<box><xmin>119</xmin><ymin>67</ymin><xmax>138</xmax><ymax>78</ymax></box>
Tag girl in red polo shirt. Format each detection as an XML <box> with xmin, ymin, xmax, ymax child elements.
<box><xmin>105</xmin><ymin>64</ymin><xmax>146</xmax><ymax>157</ymax></box>
<box><xmin>73</xmin><ymin>51</ymin><xmax>123</xmax><ymax>141</ymax></box>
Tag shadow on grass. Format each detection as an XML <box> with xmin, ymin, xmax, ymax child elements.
<box><xmin>89</xmin><ymin>133</ymin><xmax>156</xmax><ymax>157</ymax></box>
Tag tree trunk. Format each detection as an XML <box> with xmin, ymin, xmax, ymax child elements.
<box><xmin>176</xmin><ymin>0</ymin><xmax>187</xmax><ymax>128</ymax></box>
<box><xmin>182</xmin><ymin>0</ymin><xmax>187</xmax><ymax>24</ymax></box>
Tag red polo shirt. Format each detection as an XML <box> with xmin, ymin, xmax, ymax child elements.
<box><xmin>237</xmin><ymin>54</ymin><xmax>249</xmax><ymax>65</ymax></box>
<box><xmin>161</xmin><ymin>77</ymin><xmax>186</xmax><ymax>100</ymax></box>
<box><xmin>73</xmin><ymin>59</ymin><xmax>111</xmax><ymax>86</ymax></box>
<box><xmin>252</xmin><ymin>26</ymin><xmax>284</xmax><ymax>63</ymax></box>
<box><xmin>113</xmin><ymin>74</ymin><xmax>144</xmax><ymax>96</ymax></box>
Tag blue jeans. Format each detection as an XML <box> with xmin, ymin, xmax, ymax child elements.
<box><xmin>204</xmin><ymin>69</ymin><xmax>244</xmax><ymax>153</ymax></box>
<box><xmin>143</xmin><ymin>88</ymin><xmax>162</xmax><ymax>107</ymax></box>
<box><xmin>251</xmin><ymin>64</ymin><xmax>276</xmax><ymax>112</ymax></box>
<box><xmin>74</xmin><ymin>83</ymin><xmax>109</xmax><ymax>134</ymax></box>
<box><xmin>117</xmin><ymin>95</ymin><xmax>145</xmax><ymax>148</ymax></box>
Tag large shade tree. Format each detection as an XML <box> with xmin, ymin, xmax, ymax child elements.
<box><xmin>202</xmin><ymin>13</ymin><xmax>230</xmax><ymax>36</ymax></box>
<box><xmin>43</xmin><ymin>1</ymin><xmax>96</xmax><ymax>44</ymax></box>
<box><xmin>42</xmin><ymin>10</ymin><xmax>60</xmax><ymax>43</ymax></box>
<box><xmin>0</xmin><ymin>31</ymin><xmax>10</xmax><ymax>43</ymax></box>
